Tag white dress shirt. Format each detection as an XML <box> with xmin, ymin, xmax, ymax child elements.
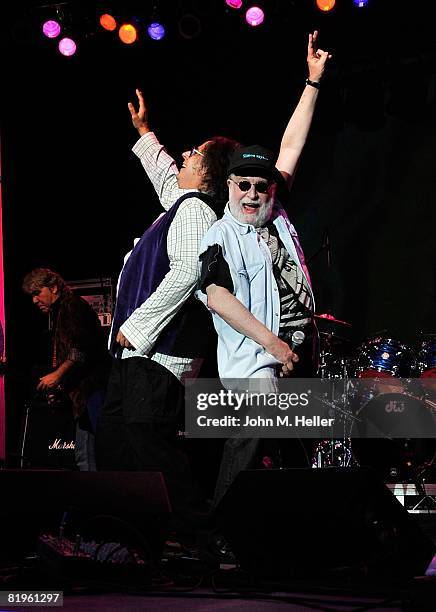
<box><xmin>113</xmin><ymin>132</ymin><xmax>217</xmax><ymax>382</ymax></box>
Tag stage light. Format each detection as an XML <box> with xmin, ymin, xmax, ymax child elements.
<box><xmin>226</xmin><ymin>0</ymin><xmax>243</xmax><ymax>8</ymax></box>
<box><xmin>119</xmin><ymin>23</ymin><xmax>138</xmax><ymax>44</ymax></box>
<box><xmin>178</xmin><ymin>14</ymin><xmax>202</xmax><ymax>40</ymax></box>
<box><xmin>245</xmin><ymin>6</ymin><xmax>264</xmax><ymax>27</ymax></box>
<box><xmin>316</xmin><ymin>0</ymin><xmax>336</xmax><ymax>11</ymax></box>
<box><xmin>147</xmin><ymin>22</ymin><xmax>165</xmax><ymax>41</ymax></box>
<box><xmin>99</xmin><ymin>14</ymin><xmax>117</xmax><ymax>31</ymax></box>
<box><xmin>58</xmin><ymin>37</ymin><xmax>77</xmax><ymax>56</ymax></box>
<box><xmin>42</xmin><ymin>20</ymin><xmax>61</xmax><ymax>39</ymax></box>
<box><xmin>353</xmin><ymin>0</ymin><xmax>369</xmax><ymax>6</ymax></box>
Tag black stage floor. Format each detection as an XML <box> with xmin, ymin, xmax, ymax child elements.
<box><xmin>1</xmin><ymin>469</ymin><xmax>436</xmax><ymax>610</ymax></box>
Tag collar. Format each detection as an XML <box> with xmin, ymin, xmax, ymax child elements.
<box><xmin>223</xmin><ymin>203</ymin><xmax>256</xmax><ymax>235</ymax></box>
<box><xmin>50</xmin><ymin>294</ymin><xmax>62</xmax><ymax>314</ymax></box>
<box><xmin>223</xmin><ymin>202</ymin><xmax>286</xmax><ymax>235</ymax></box>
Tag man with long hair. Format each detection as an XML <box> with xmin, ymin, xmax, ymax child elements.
<box><xmin>97</xmin><ymin>92</ymin><xmax>239</xmax><ymax>535</ymax></box>
<box><xmin>23</xmin><ymin>268</ymin><xmax>110</xmax><ymax>470</ymax></box>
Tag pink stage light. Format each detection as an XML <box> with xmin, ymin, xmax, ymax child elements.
<box><xmin>245</xmin><ymin>6</ymin><xmax>264</xmax><ymax>27</ymax></box>
<box><xmin>42</xmin><ymin>20</ymin><xmax>61</xmax><ymax>39</ymax></box>
<box><xmin>58</xmin><ymin>37</ymin><xmax>77</xmax><ymax>57</ymax></box>
<box><xmin>226</xmin><ymin>0</ymin><xmax>243</xmax><ymax>8</ymax></box>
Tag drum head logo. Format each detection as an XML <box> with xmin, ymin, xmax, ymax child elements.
<box><xmin>385</xmin><ymin>399</ymin><xmax>405</xmax><ymax>413</ymax></box>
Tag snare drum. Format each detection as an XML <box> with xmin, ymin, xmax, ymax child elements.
<box><xmin>355</xmin><ymin>337</ymin><xmax>412</xmax><ymax>379</ymax></box>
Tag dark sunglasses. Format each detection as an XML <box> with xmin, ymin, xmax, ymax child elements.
<box><xmin>229</xmin><ymin>177</ymin><xmax>271</xmax><ymax>194</ymax></box>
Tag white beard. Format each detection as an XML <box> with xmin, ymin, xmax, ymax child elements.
<box><xmin>229</xmin><ymin>197</ymin><xmax>274</xmax><ymax>228</ymax></box>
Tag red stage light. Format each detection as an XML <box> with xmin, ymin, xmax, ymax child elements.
<box><xmin>100</xmin><ymin>14</ymin><xmax>117</xmax><ymax>32</ymax></box>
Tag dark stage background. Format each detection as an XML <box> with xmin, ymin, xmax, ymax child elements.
<box><xmin>1</xmin><ymin>0</ymin><xmax>435</xmax><ymax>462</ymax></box>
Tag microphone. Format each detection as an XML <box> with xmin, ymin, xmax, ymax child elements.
<box><xmin>290</xmin><ymin>330</ymin><xmax>305</xmax><ymax>351</ymax></box>
<box><xmin>279</xmin><ymin>330</ymin><xmax>305</xmax><ymax>377</ymax></box>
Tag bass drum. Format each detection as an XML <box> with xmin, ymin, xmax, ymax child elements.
<box><xmin>350</xmin><ymin>393</ymin><xmax>436</xmax><ymax>482</ymax></box>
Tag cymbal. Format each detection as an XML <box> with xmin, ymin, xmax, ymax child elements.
<box><xmin>319</xmin><ymin>331</ymin><xmax>351</xmax><ymax>343</ymax></box>
<box><xmin>315</xmin><ymin>313</ymin><xmax>352</xmax><ymax>327</ymax></box>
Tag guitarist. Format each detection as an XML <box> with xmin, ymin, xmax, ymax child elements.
<box><xmin>22</xmin><ymin>268</ymin><xmax>111</xmax><ymax>469</ymax></box>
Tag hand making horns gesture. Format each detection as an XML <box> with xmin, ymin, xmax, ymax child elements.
<box><xmin>307</xmin><ymin>30</ymin><xmax>332</xmax><ymax>83</ymax></box>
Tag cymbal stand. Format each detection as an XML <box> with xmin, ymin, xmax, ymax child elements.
<box><xmin>313</xmin><ymin>331</ymin><xmax>360</xmax><ymax>468</ymax></box>
<box><xmin>312</xmin><ymin>378</ymin><xmax>360</xmax><ymax>468</ymax></box>
<box><xmin>318</xmin><ymin>349</ymin><xmax>330</xmax><ymax>380</ymax></box>
<box><xmin>411</xmin><ymin>449</ymin><xmax>436</xmax><ymax>512</ymax></box>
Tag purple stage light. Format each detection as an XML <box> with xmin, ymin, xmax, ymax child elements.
<box><xmin>353</xmin><ymin>0</ymin><xmax>369</xmax><ymax>6</ymax></box>
<box><xmin>42</xmin><ymin>20</ymin><xmax>61</xmax><ymax>39</ymax></box>
<box><xmin>245</xmin><ymin>6</ymin><xmax>264</xmax><ymax>27</ymax></box>
<box><xmin>226</xmin><ymin>0</ymin><xmax>243</xmax><ymax>8</ymax></box>
<box><xmin>58</xmin><ymin>37</ymin><xmax>77</xmax><ymax>57</ymax></box>
<box><xmin>147</xmin><ymin>22</ymin><xmax>165</xmax><ymax>40</ymax></box>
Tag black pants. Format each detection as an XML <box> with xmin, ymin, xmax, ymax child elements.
<box><xmin>213</xmin><ymin>342</ymin><xmax>317</xmax><ymax>508</ymax></box>
<box><xmin>96</xmin><ymin>358</ymin><xmax>209</xmax><ymax>534</ymax></box>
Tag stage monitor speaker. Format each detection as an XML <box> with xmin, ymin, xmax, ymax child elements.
<box><xmin>215</xmin><ymin>467</ymin><xmax>435</xmax><ymax>582</ymax></box>
<box><xmin>0</xmin><ymin>470</ymin><xmax>171</xmax><ymax>564</ymax></box>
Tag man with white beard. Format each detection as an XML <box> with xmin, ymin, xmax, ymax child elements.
<box><xmin>199</xmin><ymin>145</ymin><xmax>315</xmax><ymax>383</ymax></box>
<box><xmin>197</xmin><ymin>31</ymin><xmax>331</xmax><ymax>505</ymax></box>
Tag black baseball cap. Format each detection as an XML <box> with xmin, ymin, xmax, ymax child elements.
<box><xmin>227</xmin><ymin>144</ymin><xmax>277</xmax><ymax>180</ymax></box>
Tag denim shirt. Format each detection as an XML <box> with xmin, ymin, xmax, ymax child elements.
<box><xmin>197</xmin><ymin>204</ymin><xmax>315</xmax><ymax>380</ymax></box>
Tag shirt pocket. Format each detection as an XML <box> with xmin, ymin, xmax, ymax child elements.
<box><xmin>237</xmin><ymin>263</ymin><xmax>264</xmax><ymax>308</ymax></box>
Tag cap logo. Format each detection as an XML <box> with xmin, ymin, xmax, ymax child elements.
<box><xmin>241</xmin><ymin>153</ymin><xmax>269</xmax><ymax>161</ymax></box>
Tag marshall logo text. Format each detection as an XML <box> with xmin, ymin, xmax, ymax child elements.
<box><xmin>48</xmin><ymin>439</ymin><xmax>75</xmax><ymax>450</ymax></box>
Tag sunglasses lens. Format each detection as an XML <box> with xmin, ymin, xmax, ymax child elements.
<box><xmin>235</xmin><ymin>180</ymin><xmax>270</xmax><ymax>193</ymax></box>
<box><xmin>255</xmin><ymin>183</ymin><xmax>269</xmax><ymax>194</ymax></box>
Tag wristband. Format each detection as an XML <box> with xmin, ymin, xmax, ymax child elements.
<box><xmin>305</xmin><ymin>78</ymin><xmax>320</xmax><ymax>89</ymax></box>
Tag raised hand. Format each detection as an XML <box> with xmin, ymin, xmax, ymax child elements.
<box><xmin>128</xmin><ymin>88</ymin><xmax>150</xmax><ymax>136</ymax></box>
<box><xmin>307</xmin><ymin>30</ymin><xmax>332</xmax><ymax>83</ymax></box>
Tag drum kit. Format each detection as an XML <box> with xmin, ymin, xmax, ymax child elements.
<box><xmin>312</xmin><ymin>313</ymin><xmax>436</xmax><ymax>482</ymax></box>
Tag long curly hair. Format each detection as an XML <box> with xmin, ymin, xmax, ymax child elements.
<box><xmin>201</xmin><ymin>136</ymin><xmax>241</xmax><ymax>210</ymax></box>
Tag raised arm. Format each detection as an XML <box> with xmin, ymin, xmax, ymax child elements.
<box><xmin>128</xmin><ymin>89</ymin><xmax>182</xmax><ymax>208</ymax></box>
<box><xmin>275</xmin><ymin>31</ymin><xmax>331</xmax><ymax>187</ymax></box>
<box><xmin>128</xmin><ymin>88</ymin><xmax>151</xmax><ymax>137</ymax></box>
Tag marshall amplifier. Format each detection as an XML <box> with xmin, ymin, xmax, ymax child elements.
<box><xmin>19</xmin><ymin>398</ymin><xmax>76</xmax><ymax>470</ymax></box>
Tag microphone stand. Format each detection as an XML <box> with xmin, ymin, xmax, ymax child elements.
<box><xmin>307</xmin><ymin>229</ymin><xmax>332</xmax><ymax>267</ymax></box>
